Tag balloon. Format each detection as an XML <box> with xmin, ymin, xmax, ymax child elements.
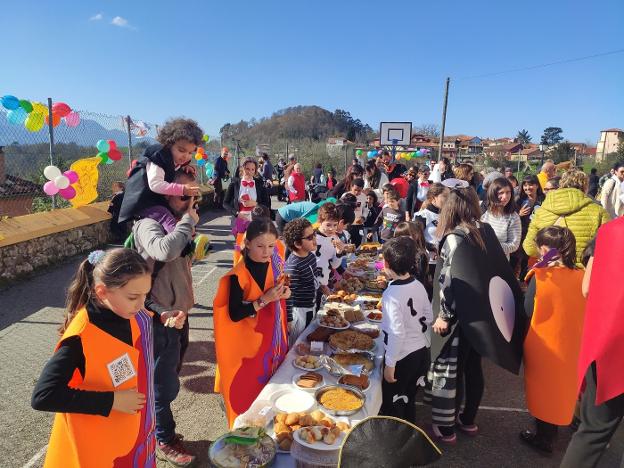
<box><xmin>65</xmin><ymin>111</ymin><xmax>80</xmax><ymax>127</ymax></box>
<box><xmin>98</xmin><ymin>152</ymin><xmax>110</xmax><ymax>164</ymax></box>
<box><xmin>52</xmin><ymin>102</ymin><xmax>72</xmax><ymax>118</ymax></box>
<box><xmin>6</xmin><ymin>108</ymin><xmax>27</xmax><ymax>125</ymax></box>
<box><xmin>19</xmin><ymin>100</ymin><xmax>33</xmax><ymax>113</ymax></box>
<box><xmin>24</xmin><ymin>112</ymin><xmax>45</xmax><ymax>132</ymax></box>
<box><xmin>54</xmin><ymin>175</ymin><xmax>70</xmax><ymax>189</ymax></box>
<box><xmin>108</xmin><ymin>149</ymin><xmax>123</xmax><ymax>161</ymax></box>
<box><xmin>64</xmin><ymin>170</ymin><xmax>79</xmax><ymax>184</ymax></box>
<box><xmin>198</xmin><ymin>147</ymin><xmax>205</xmax><ymax>154</ymax></box>
<box><xmin>58</xmin><ymin>186</ymin><xmax>77</xmax><ymax>200</ymax></box>
<box><xmin>367</xmin><ymin>151</ymin><xmax>374</xmax><ymax>158</ymax></box>
<box><xmin>205</xmin><ymin>163</ymin><xmax>214</xmax><ymax>178</ymax></box>
<box><xmin>43</xmin><ymin>180</ymin><xmax>59</xmax><ymax>196</ymax></box>
<box><xmin>44</xmin><ymin>165</ymin><xmax>62</xmax><ymax>180</ymax></box>
<box><xmin>202</xmin><ymin>153</ymin><xmax>208</xmax><ymax>160</ymax></box>
<box><xmin>69</xmin><ymin>156</ymin><xmax>101</xmax><ymax>207</ymax></box>
<box><xmin>32</xmin><ymin>102</ymin><xmax>48</xmax><ymax>114</ymax></box>
<box><xmin>96</xmin><ymin>139</ymin><xmax>110</xmax><ymax>153</ymax></box>
<box><xmin>194</xmin><ymin>152</ymin><xmax>203</xmax><ymax>161</ymax></box>
<box><xmin>108</xmin><ymin>139</ymin><xmax>117</xmax><ymax>150</ymax></box>
<box><xmin>1</xmin><ymin>95</ymin><xmax>20</xmax><ymax>110</ymax></box>
<box><xmin>356</xmin><ymin>149</ymin><xmax>363</xmax><ymax>156</ymax></box>
<box><xmin>202</xmin><ymin>134</ymin><xmax>210</xmax><ymax>142</ymax></box>
<box><xmin>45</xmin><ymin>113</ymin><xmax>61</xmax><ymax>127</ymax></box>
<box><xmin>197</xmin><ymin>159</ymin><xmax>206</xmax><ymax>167</ymax></box>
<box><xmin>105</xmin><ymin>157</ymin><xmax>114</xmax><ymax>165</ymax></box>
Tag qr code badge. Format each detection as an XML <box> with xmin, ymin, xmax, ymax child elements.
<box><xmin>107</xmin><ymin>353</ymin><xmax>137</xmax><ymax>387</ymax></box>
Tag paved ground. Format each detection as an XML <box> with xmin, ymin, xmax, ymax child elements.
<box><xmin>1</xmin><ymin>201</ymin><xmax>622</xmax><ymax>467</ymax></box>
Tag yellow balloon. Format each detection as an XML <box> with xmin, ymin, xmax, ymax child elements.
<box><xmin>69</xmin><ymin>157</ymin><xmax>101</xmax><ymax>207</ymax></box>
<box><xmin>24</xmin><ymin>112</ymin><xmax>45</xmax><ymax>132</ymax></box>
<box><xmin>32</xmin><ymin>102</ymin><xmax>48</xmax><ymax>114</ymax></box>
<box><xmin>194</xmin><ymin>152</ymin><xmax>203</xmax><ymax>161</ymax></box>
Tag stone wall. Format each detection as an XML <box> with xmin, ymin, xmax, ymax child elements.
<box><xmin>0</xmin><ymin>220</ymin><xmax>110</xmax><ymax>285</ymax></box>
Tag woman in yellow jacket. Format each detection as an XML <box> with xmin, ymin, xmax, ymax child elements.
<box><xmin>523</xmin><ymin>169</ymin><xmax>609</xmax><ymax>266</ymax></box>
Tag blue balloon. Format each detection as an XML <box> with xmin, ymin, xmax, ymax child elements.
<box><xmin>197</xmin><ymin>159</ymin><xmax>206</xmax><ymax>167</ymax></box>
<box><xmin>96</xmin><ymin>139</ymin><xmax>110</xmax><ymax>153</ymax></box>
<box><xmin>205</xmin><ymin>163</ymin><xmax>214</xmax><ymax>178</ymax></box>
<box><xmin>1</xmin><ymin>95</ymin><xmax>20</xmax><ymax>110</ymax></box>
<box><xmin>367</xmin><ymin>151</ymin><xmax>375</xmax><ymax>158</ymax></box>
<box><xmin>7</xmin><ymin>108</ymin><xmax>27</xmax><ymax>125</ymax></box>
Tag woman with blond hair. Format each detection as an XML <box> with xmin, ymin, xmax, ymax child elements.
<box><xmin>522</xmin><ymin>169</ymin><xmax>610</xmax><ymax>266</ymax></box>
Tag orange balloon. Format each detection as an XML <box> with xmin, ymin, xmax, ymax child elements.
<box><xmin>45</xmin><ymin>113</ymin><xmax>61</xmax><ymax>127</ymax></box>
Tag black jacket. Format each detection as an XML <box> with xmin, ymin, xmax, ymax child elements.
<box><xmin>223</xmin><ymin>176</ymin><xmax>271</xmax><ymax>216</ymax></box>
<box><xmin>118</xmin><ymin>144</ymin><xmax>176</xmax><ymax>223</ymax></box>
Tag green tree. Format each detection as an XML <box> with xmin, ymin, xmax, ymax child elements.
<box><xmin>540</xmin><ymin>127</ymin><xmax>564</xmax><ymax>146</ymax></box>
<box><xmin>516</xmin><ymin>129</ymin><xmax>532</xmax><ymax>144</ymax></box>
<box><xmin>549</xmin><ymin>141</ymin><xmax>575</xmax><ymax>163</ymax></box>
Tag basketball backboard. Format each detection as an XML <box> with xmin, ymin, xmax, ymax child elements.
<box><xmin>380</xmin><ymin>122</ymin><xmax>412</xmax><ymax>146</ymax></box>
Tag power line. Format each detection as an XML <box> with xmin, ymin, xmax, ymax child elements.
<box><xmin>458</xmin><ymin>48</ymin><xmax>624</xmax><ymax>80</ymax></box>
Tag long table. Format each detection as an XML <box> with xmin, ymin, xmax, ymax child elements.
<box><xmin>234</xmin><ymin>318</ymin><xmax>385</xmax><ymax>467</ymax></box>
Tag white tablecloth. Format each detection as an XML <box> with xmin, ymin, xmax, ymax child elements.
<box><xmin>234</xmin><ymin>321</ymin><xmax>385</xmax><ymax>468</ymax></box>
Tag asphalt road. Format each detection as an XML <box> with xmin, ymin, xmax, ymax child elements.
<box><xmin>1</xmin><ymin>201</ymin><xmax>622</xmax><ymax>467</ymax></box>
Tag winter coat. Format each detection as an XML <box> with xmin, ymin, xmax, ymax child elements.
<box><xmin>522</xmin><ymin>188</ymin><xmax>610</xmax><ymax>266</ymax></box>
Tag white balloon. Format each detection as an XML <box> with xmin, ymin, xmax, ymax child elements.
<box><xmin>44</xmin><ymin>165</ymin><xmax>62</xmax><ymax>181</ymax></box>
<box><xmin>54</xmin><ymin>175</ymin><xmax>70</xmax><ymax>189</ymax></box>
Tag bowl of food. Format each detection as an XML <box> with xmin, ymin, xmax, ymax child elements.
<box><xmin>292</xmin><ymin>372</ymin><xmax>324</xmax><ymax>391</ymax></box>
<box><xmin>209</xmin><ymin>427</ymin><xmax>277</xmax><ymax>468</ymax></box>
<box><xmin>318</xmin><ymin>312</ymin><xmax>350</xmax><ymax>330</ymax></box>
<box><xmin>271</xmin><ymin>389</ymin><xmax>316</xmax><ymax>414</ymax></box>
<box><xmin>315</xmin><ymin>385</ymin><xmax>365</xmax><ymax>416</ymax></box>
<box><xmin>293</xmin><ymin>425</ymin><xmax>347</xmax><ymax>451</ymax></box>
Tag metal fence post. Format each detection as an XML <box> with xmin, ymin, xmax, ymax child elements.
<box><xmin>126</xmin><ymin>115</ymin><xmax>133</xmax><ymax>168</ymax></box>
<box><xmin>47</xmin><ymin>98</ymin><xmax>56</xmax><ymax>209</ymax></box>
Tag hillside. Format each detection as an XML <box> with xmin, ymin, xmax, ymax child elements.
<box><xmin>219</xmin><ymin>106</ymin><xmax>375</xmax><ymax>149</ymax></box>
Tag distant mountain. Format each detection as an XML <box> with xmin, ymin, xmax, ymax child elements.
<box><xmin>0</xmin><ymin>114</ymin><xmax>154</xmax><ymax>147</ymax></box>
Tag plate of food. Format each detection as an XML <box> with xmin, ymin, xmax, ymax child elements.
<box><xmin>271</xmin><ymin>389</ymin><xmax>316</xmax><ymax>414</ymax></box>
<box><xmin>209</xmin><ymin>427</ymin><xmax>277</xmax><ymax>468</ymax></box>
<box><xmin>366</xmin><ymin>311</ymin><xmax>382</xmax><ymax>323</ymax></box>
<box><xmin>315</xmin><ymin>385</ymin><xmax>366</xmax><ymax>416</ymax></box>
<box><xmin>293</xmin><ymin>355</ymin><xmax>323</xmax><ymax>371</ymax></box>
<box><xmin>293</xmin><ymin>425</ymin><xmax>347</xmax><ymax>451</ymax></box>
<box><xmin>329</xmin><ymin>330</ymin><xmax>375</xmax><ymax>352</ymax></box>
<box><xmin>338</xmin><ymin>374</ymin><xmax>371</xmax><ymax>392</ymax></box>
<box><xmin>342</xmin><ymin>308</ymin><xmax>366</xmax><ymax>324</ymax></box>
<box><xmin>332</xmin><ymin>352</ymin><xmax>376</xmax><ymax>374</ymax></box>
<box><xmin>272</xmin><ymin>410</ymin><xmax>349</xmax><ymax>453</ymax></box>
<box><xmin>305</xmin><ymin>326</ymin><xmax>336</xmax><ymax>343</ymax></box>
<box><xmin>292</xmin><ymin>372</ymin><xmax>324</xmax><ymax>391</ymax></box>
<box><xmin>350</xmin><ymin>322</ymin><xmax>380</xmax><ymax>338</ymax></box>
<box><xmin>325</xmin><ymin>291</ymin><xmax>358</xmax><ymax>303</ymax></box>
<box><xmin>318</xmin><ymin>312</ymin><xmax>350</xmax><ymax>330</ymax></box>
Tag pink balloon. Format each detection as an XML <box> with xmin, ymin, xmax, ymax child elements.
<box><xmin>64</xmin><ymin>170</ymin><xmax>79</xmax><ymax>184</ymax></box>
<box><xmin>52</xmin><ymin>102</ymin><xmax>71</xmax><ymax>118</ymax></box>
<box><xmin>65</xmin><ymin>111</ymin><xmax>80</xmax><ymax>127</ymax></box>
<box><xmin>59</xmin><ymin>186</ymin><xmax>77</xmax><ymax>200</ymax></box>
<box><xmin>43</xmin><ymin>180</ymin><xmax>59</xmax><ymax>196</ymax></box>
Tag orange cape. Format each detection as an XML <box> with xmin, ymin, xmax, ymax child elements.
<box><xmin>523</xmin><ymin>267</ymin><xmax>585</xmax><ymax>424</ymax></box>
<box><xmin>213</xmin><ymin>256</ymin><xmax>288</xmax><ymax>428</ymax></box>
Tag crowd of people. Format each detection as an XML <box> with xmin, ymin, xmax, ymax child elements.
<box><xmin>30</xmin><ymin>120</ymin><xmax>624</xmax><ymax>467</ymax></box>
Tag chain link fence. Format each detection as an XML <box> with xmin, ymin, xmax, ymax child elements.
<box><xmin>0</xmin><ymin>99</ymin><xmax>220</xmax><ymax>218</ymax></box>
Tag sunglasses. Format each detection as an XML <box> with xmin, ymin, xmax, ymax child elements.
<box><xmin>180</xmin><ymin>195</ymin><xmax>201</xmax><ymax>202</ymax></box>
<box><xmin>301</xmin><ymin>233</ymin><xmax>316</xmax><ymax>241</ymax></box>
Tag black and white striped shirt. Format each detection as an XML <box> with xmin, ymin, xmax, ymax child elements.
<box><xmin>285</xmin><ymin>252</ymin><xmax>318</xmax><ymax>321</ymax></box>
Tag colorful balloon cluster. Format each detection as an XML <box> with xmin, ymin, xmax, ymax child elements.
<box><xmin>396</xmin><ymin>148</ymin><xmax>431</xmax><ymax>160</ymax></box>
<box><xmin>43</xmin><ymin>165</ymin><xmax>79</xmax><ymax>200</ymax></box>
<box><xmin>96</xmin><ymin>139</ymin><xmax>123</xmax><ymax>165</ymax></box>
<box><xmin>1</xmin><ymin>95</ymin><xmax>80</xmax><ymax>132</ymax></box>
<box><xmin>194</xmin><ymin>147</ymin><xmax>216</xmax><ymax>178</ymax></box>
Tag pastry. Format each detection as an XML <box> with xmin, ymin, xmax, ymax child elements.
<box><xmin>329</xmin><ymin>330</ymin><xmax>374</xmax><ymax>351</ymax></box>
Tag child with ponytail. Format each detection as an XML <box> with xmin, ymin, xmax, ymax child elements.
<box><xmin>32</xmin><ymin>248</ymin><xmax>185</xmax><ymax>468</ymax></box>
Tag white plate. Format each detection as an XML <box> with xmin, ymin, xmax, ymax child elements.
<box><xmin>366</xmin><ymin>313</ymin><xmax>382</xmax><ymax>323</ymax></box>
<box><xmin>293</xmin><ymin>426</ymin><xmax>346</xmax><ymax>451</ymax></box>
<box><xmin>329</xmin><ymin>340</ymin><xmax>377</xmax><ymax>354</ymax></box>
<box><xmin>338</xmin><ymin>375</ymin><xmax>371</xmax><ymax>393</ymax></box>
<box><xmin>271</xmin><ymin>389</ymin><xmax>316</xmax><ymax>414</ymax></box>
<box><xmin>292</xmin><ymin>372</ymin><xmax>325</xmax><ymax>391</ymax></box>
<box><xmin>317</xmin><ymin>317</ymin><xmax>350</xmax><ymax>330</ymax></box>
<box><xmin>292</xmin><ymin>357</ymin><xmax>323</xmax><ymax>372</ymax></box>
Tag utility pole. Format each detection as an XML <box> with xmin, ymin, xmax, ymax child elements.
<box><xmin>438</xmin><ymin>77</ymin><xmax>450</xmax><ymax>162</ymax></box>
<box><xmin>47</xmin><ymin>98</ymin><xmax>56</xmax><ymax>209</ymax></box>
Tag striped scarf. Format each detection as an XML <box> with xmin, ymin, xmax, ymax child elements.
<box><xmin>423</xmin><ymin>331</ymin><xmax>460</xmax><ymax>427</ymax></box>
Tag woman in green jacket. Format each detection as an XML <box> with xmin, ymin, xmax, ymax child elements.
<box><xmin>523</xmin><ymin>169</ymin><xmax>610</xmax><ymax>267</ymax></box>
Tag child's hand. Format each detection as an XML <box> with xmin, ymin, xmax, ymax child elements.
<box><xmin>161</xmin><ymin>310</ymin><xmax>187</xmax><ymax>329</ymax></box>
<box><xmin>263</xmin><ymin>283</ymin><xmax>286</xmax><ymax>303</ymax></box>
<box><xmin>183</xmin><ymin>184</ymin><xmax>200</xmax><ymax>196</ymax></box>
<box><xmin>186</xmin><ymin>201</ymin><xmax>199</xmax><ymax>224</ymax></box>
<box><xmin>112</xmin><ymin>388</ymin><xmax>145</xmax><ymax>414</ymax></box>
<box><xmin>280</xmin><ymin>286</ymin><xmax>291</xmax><ymax>300</ymax></box>
<box><xmin>384</xmin><ymin>365</ymin><xmax>397</xmax><ymax>383</ymax></box>
<box><xmin>519</xmin><ymin>205</ymin><xmax>532</xmax><ymax>217</ymax></box>
<box><xmin>321</xmin><ymin>285</ymin><xmax>331</xmax><ymax>296</ymax></box>
<box><xmin>182</xmin><ymin>165</ymin><xmax>197</xmax><ymax>176</ymax></box>
<box><xmin>242</xmin><ymin>199</ymin><xmax>257</xmax><ymax>208</ymax></box>
<box><xmin>432</xmin><ymin>317</ymin><xmax>449</xmax><ymax>335</ymax></box>
<box><xmin>333</xmin><ymin>238</ymin><xmax>345</xmax><ymax>253</ymax></box>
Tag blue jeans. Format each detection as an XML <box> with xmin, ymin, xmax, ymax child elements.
<box><xmin>153</xmin><ymin>319</ymin><xmax>184</xmax><ymax>444</ymax></box>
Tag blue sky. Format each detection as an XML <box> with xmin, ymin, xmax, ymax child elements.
<box><xmin>1</xmin><ymin>0</ymin><xmax>622</xmax><ymax>143</ymax></box>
